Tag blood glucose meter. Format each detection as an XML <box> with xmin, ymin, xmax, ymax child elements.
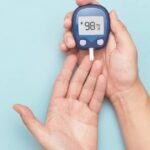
<box><xmin>72</xmin><ymin>4</ymin><xmax>110</xmax><ymax>61</ymax></box>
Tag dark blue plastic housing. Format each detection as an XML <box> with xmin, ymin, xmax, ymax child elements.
<box><xmin>72</xmin><ymin>4</ymin><xmax>110</xmax><ymax>50</ymax></box>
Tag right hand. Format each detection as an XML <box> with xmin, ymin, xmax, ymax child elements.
<box><xmin>60</xmin><ymin>0</ymin><xmax>140</xmax><ymax>103</ymax></box>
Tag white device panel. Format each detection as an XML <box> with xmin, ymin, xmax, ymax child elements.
<box><xmin>78</xmin><ymin>16</ymin><xmax>104</xmax><ymax>35</ymax></box>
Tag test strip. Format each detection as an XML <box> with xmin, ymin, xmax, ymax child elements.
<box><xmin>89</xmin><ymin>48</ymin><xmax>94</xmax><ymax>61</ymax></box>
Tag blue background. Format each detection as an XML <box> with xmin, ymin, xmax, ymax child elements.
<box><xmin>0</xmin><ymin>0</ymin><xmax>150</xmax><ymax>150</ymax></box>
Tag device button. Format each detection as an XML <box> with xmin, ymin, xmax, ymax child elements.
<box><xmin>80</xmin><ymin>40</ymin><xmax>87</xmax><ymax>46</ymax></box>
<box><xmin>97</xmin><ymin>39</ymin><xmax>104</xmax><ymax>46</ymax></box>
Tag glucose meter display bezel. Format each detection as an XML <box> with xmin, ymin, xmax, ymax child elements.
<box><xmin>72</xmin><ymin>4</ymin><xmax>110</xmax><ymax>50</ymax></box>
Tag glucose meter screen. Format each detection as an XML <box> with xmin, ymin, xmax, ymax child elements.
<box><xmin>78</xmin><ymin>16</ymin><xmax>104</xmax><ymax>35</ymax></box>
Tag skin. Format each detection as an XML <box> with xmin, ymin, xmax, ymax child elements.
<box><xmin>13</xmin><ymin>55</ymin><xmax>107</xmax><ymax>150</ymax></box>
<box><xmin>60</xmin><ymin>0</ymin><xmax>150</xmax><ymax>150</ymax></box>
<box><xmin>13</xmin><ymin>0</ymin><xmax>150</xmax><ymax>150</ymax></box>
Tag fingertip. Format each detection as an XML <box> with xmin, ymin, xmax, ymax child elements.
<box><xmin>13</xmin><ymin>104</ymin><xmax>32</xmax><ymax>117</ymax></box>
<box><xmin>83</xmin><ymin>54</ymin><xmax>92</xmax><ymax>64</ymax></box>
<box><xmin>110</xmin><ymin>10</ymin><xmax>118</xmax><ymax>21</ymax></box>
<box><xmin>76</xmin><ymin>0</ymin><xmax>85</xmax><ymax>5</ymax></box>
<box><xmin>110</xmin><ymin>10</ymin><xmax>127</xmax><ymax>33</ymax></box>
<box><xmin>76</xmin><ymin>0</ymin><xmax>98</xmax><ymax>6</ymax></box>
<box><xmin>64</xmin><ymin>19</ymin><xmax>72</xmax><ymax>30</ymax></box>
<box><xmin>110</xmin><ymin>10</ymin><xmax>119</xmax><ymax>30</ymax></box>
<box><xmin>98</xmin><ymin>75</ymin><xmax>107</xmax><ymax>88</ymax></box>
<box><xmin>90</xmin><ymin>60</ymin><xmax>103</xmax><ymax>75</ymax></box>
<box><xmin>13</xmin><ymin>104</ymin><xmax>25</xmax><ymax>113</ymax></box>
<box><xmin>94</xmin><ymin>60</ymin><xmax>103</xmax><ymax>68</ymax></box>
<box><xmin>13</xmin><ymin>103</ymin><xmax>47</xmax><ymax>148</ymax></box>
<box><xmin>79</xmin><ymin>55</ymin><xmax>93</xmax><ymax>70</ymax></box>
<box><xmin>60</xmin><ymin>42</ymin><xmax>68</xmax><ymax>52</ymax></box>
<box><xmin>110</xmin><ymin>10</ymin><xmax>131</xmax><ymax>47</ymax></box>
<box><xmin>13</xmin><ymin>104</ymin><xmax>20</xmax><ymax>113</ymax></box>
<box><xmin>76</xmin><ymin>0</ymin><xmax>83</xmax><ymax>5</ymax></box>
<box><xmin>64</xmin><ymin>12</ymin><xmax>73</xmax><ymax>30</ymax></box>
<box><xmin>66</xmin><ymin>54</ymin><xmax>78</xmax><ymax>64</ymax></box>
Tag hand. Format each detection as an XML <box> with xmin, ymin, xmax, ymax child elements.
<box><xmin>104</xmin><ymin>11</ymin><xmax>139</xmax><ymax>100</ymax></box>
<box><xmin>60</xmin><ymin>1</ymin><xmax>150</xmax><ymax>150</ymax></box>
<box><xmin>13</xmin><ymin>55</ymin><xmax>106</xmax><ymax>150</ymax></box>
<box><xmin>60</xmin><ymin>0</ymin><xmax>139</xmax><ymax>102</ymax></box>
<box><xmin>60</xmin><ymin>0</ymin><xmax>104</xmax><ymax>64</ymax></box>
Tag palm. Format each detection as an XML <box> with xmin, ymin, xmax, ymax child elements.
<box><xmin>76</xmin><ymin>32</ymin><xmax>138</xmax><ymax>98</ymax></box>
<box><xmin>103</xmin><ymin>28</ymin><xmax>138</xmax><ymax>98</ymax></box>
<box><xmin>14</xmin><ymin>55</ymin><xmax>106</xmax><ymax>150</ymax></box>
<box><xmin>45</xmin><ymin>98</ymin><xmax>98</xmax><ymax>150</ymax></box>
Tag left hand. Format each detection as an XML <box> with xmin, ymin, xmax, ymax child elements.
<box><xmin>13</xmin><ymin>55</ymin><xmax>106</xmax><ymax>150</ymax></box>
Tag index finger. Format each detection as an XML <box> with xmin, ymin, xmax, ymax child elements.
<box><xmin>76</xmin><ymin>0</ymin><xmax>99</xmax><ymax>6</ymax></box>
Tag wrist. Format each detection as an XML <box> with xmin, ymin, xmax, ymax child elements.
<box><xmin>110</xmin><ymin>80</ymin><xmax>149</xmax><ymax>111</ymax></box>
<box><xmin>110</xmin><ymin>80</ymin><xmax>150</xmax><ymax>150</ymax></box>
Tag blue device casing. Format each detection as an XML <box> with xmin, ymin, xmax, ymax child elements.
<box><xmin>72</xmin><ymin>4</ymin><xmax>110</xmax><ymax>50</ymax></box>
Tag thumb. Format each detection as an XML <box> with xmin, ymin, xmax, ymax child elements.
<box><xmin>76</xmin><ymin>0</ymin><xmax>99</xmax><ymax>6</ymax></box>
<box><xmin>110</xmin><ymin>10</ymin><xmax>134</xmax><ymax>50</ymax></box>
<box><xmin>13</xmin><ymin>104</ymin><xmax>50</xmax><ymax>149</ymax></box>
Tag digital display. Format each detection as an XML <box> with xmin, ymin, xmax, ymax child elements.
<box><xmin>78</xmin><ymin>16</ymin><xmax>104</xmax><ymax>35</ymax></box>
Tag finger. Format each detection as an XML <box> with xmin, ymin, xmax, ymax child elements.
<box><xmin>67</xmin><ymin>48</ymin><xmax>78</xmax><ymax>56</ymax></box>
<box><xmin>67</xmin><ymin>56</ymin><xmax>93</xmax><ymax>99</ymax></box>
<box><xmin>64</xmin><ymin>12</ymin><xmax>73</xmax><ymax>30</ymax></box>
<box><xmin>13</xmin><ymin>104</ymin><xmax>50</xmax><ymax>149</ymax></box>
<box><xmin>105</xmin><ymin>32</ymin><xmax>116</xmax><ymax>64</ymax></box>
<box><xmin>89</xmin><ymin>75</ymin><xmax>106</xmax><ymax>113</ymax></box>
<box><xmin>78</xmin><ymin>51</ymin><xmax>88</xmax><ymax>64</ymax></box>
<box><xmin>61</xmin><ymin>12</ymin><xmax>74</xmax><ymax>52</ymax></box>
<box><xmin>76</xmin><ymin>0</ymin><xmax>99</xmax><ymax>6</ymax></box>
<box><xmin>52</xmin><ymin>55</ymin><xmax>77</xmax><ymax>99</ymax></box>
<box><xmin>110</xmin><ymin>10</ymin><xmax>134</xmax><ymax>50</ymax></box>
<box><xmin>106</xmin><ymin>32</ymin><xmax>116</xmax><ymax>51</ymax></box>
<box><xmin>60</xmin><ymin>41</ymin><xmax>68</xmax><ymax>52</ymax></box>
<box><xmin>79</xmin><ymin>60</ymin><xmax>103</xmax><ymax>104</ymax></box>
<box><xmin>64</xmin><ymin>31</ymin><xmax>76</xmax><ymax>49</ymax></box>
